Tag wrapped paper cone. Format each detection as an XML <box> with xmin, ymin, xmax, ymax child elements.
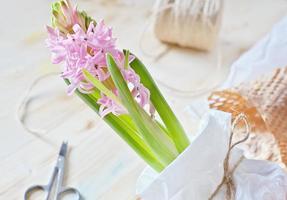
<box><xmin>209</xmin><ymin>67</ymin><xmax>287</xmax><ymax>166</ymax></box>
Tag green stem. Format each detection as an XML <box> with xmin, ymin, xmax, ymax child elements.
<box><xmin>129</xmin><ymin>57</ymin><xmax>190</xmax><ymax>153</ymax></box>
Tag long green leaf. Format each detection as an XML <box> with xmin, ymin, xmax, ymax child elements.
<box><xmin>106</xmin><ymin>54</ymin><xmax>179</xmax><ymax>167</ymax></box>
<box><xmin>129</xmin><ymin>56</ymin><xmax>190</xmax><ymax>153</ymax></box>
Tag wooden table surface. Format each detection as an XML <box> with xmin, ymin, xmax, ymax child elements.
<box><xmin>1</xmin><ymin>0</ymin><xmax>287</xmax><ymax>199</ymax></box>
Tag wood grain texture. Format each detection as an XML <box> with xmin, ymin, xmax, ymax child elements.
<box><xmin>1</xmin><ymin>0</ymin><xmax>287</xmax><ymax>199</ymax></box>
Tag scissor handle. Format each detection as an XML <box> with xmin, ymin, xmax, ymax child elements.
<box><xmin>24</xmin><ymin>185</ymin><xmax>49</xmax><ymax>200</ymax></box>
<box><xmin>58</xmin><ymin>187</ymin><xmax>82</xmax><ymax>200</ymax></box>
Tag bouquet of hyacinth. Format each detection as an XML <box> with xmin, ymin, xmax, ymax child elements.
<box><xmin>46</xmin><ymin>0</ymin><xmax>190</xmax><ymax>172</ymax></box>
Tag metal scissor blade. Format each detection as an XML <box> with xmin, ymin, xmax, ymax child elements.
<box><xmin>59</xmin><ymin>141</ymin><xmax>68</xmax><ymax>157</ymax></box>
<box><xmin>54</xmin><ymin>141</ymin><xmax>68</xmax><ymax>197</ymax></box>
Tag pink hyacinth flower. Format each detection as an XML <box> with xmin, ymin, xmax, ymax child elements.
<box><xmin>97</xmin><ymin>94</ymin><xmax>127</xmax><ymax>117</ymax></box>
<box><xmin>46</xmin><ymin>19</ymin><xmax>153</xmax><ymax>117</ymax></box>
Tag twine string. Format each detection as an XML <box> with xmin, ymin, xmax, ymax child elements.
<box><xmin>209</xmin><ymin>113</ymin><xmax>250</xmax><ymax>200</ymax></box>
<box><xmin>140</xmin><ymin>0</ymin><xmax>223</xmax><ymax>58</ymax></box>
<box><xmin>16</xmin><ymin>72</ymin><xmax>59</xmax><ymax>145</ymax></box>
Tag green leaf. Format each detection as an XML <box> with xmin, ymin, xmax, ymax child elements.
<box><xmin>124</xmin><ymin>50</ymin><xmax>130</xmax><ymax>69</ymax></box>
<box><xmin>129</xmin><ymin>56</ymin><xmax>190</xmax><ymax>153</ymax></box>
<box><xmin>64</xmin><ymin>79</ymin><xmax>164</xmax><ymax>171</ymax></box>
<box><xmin>106</xmin><ymin>53</ymin><xmax>179</xmax><ymax>166</ymax></box>
<box><xmin>82</xmin><ymin>69</ymin><xmax>121</xmax><ymax>105</ymax></box>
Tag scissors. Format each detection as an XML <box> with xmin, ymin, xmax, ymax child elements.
<box><xmin>24</xmin><ymin>142</ymin><xmax>82</xmax><ymax>200</ymax></box>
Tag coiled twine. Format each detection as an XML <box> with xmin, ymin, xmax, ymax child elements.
<box><xmin>153</xmin><ymin>0</ymin><xmax>224</xmax><ymax>51</ymax></box>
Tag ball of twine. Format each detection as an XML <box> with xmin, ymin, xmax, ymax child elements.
<box><xmin>153</xmin><ymin>0</ymin><xmax>224</xmax><ymax>51</ymax></box>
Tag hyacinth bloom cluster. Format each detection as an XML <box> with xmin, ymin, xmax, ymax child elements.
<box><xmin>46</xmin><ymin>19</ymin><xmax>152</xmax><ymax>117</ymax></box>
<box><xmin>47</xmin><ymin>0</ymin><xmax>190</xmax><ymax>172</ymax></box>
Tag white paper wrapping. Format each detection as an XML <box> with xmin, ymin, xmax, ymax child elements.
<box><xmin>138</xmin><ymin>110</ymin><xmax>232</xmax><ymax>200</ymax></box>
<box><xmin>137</xmin><ymin>110</ymin><xmax>287</xmax><ymax>200</ymax></box>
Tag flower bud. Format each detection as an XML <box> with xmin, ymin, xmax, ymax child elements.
<box><xmin>51</xmin><ymin>0</ymin><xmax>95</xmax><ymax>34</ymax></box>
